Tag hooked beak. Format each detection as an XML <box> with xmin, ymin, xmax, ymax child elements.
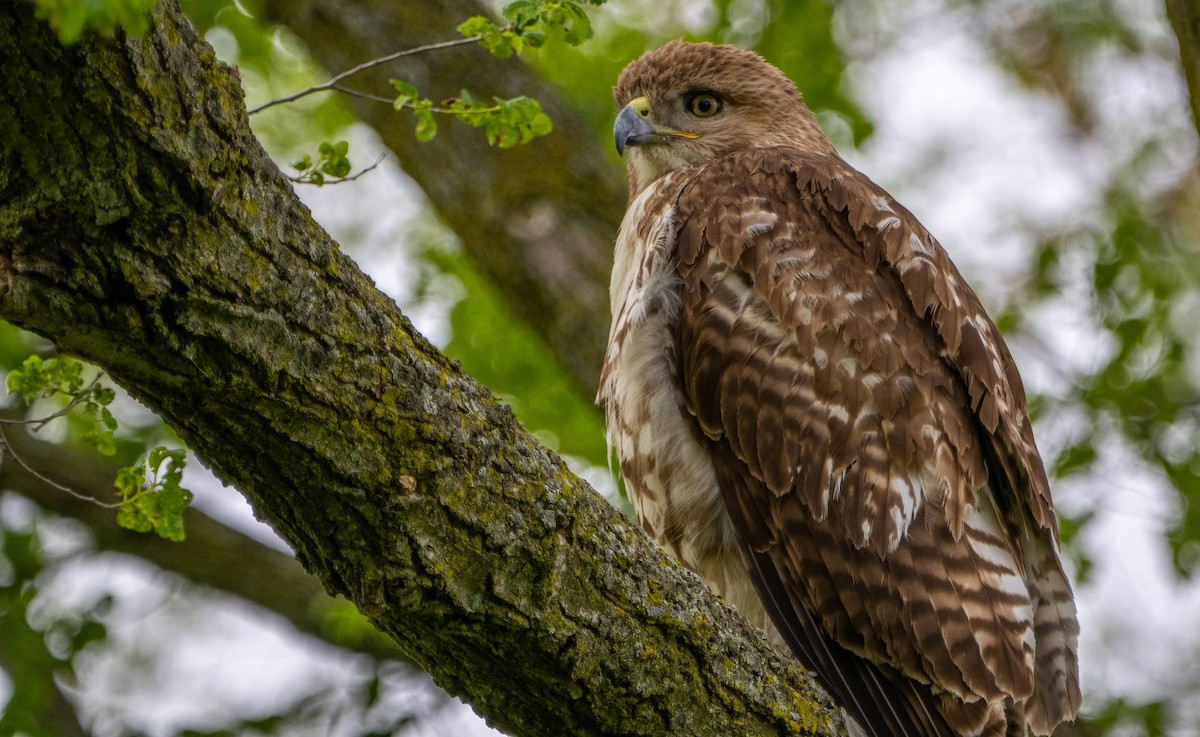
<box><xmin>614</xmin><ymin>96</ymin><xmax>700</xmax><ymax>156</ymax></box>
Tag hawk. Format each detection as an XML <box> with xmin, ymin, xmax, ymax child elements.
<box><xmin>598</xmin><ymin>41</ymin><xmax>1081</xmax><ymax>737</ymax></box>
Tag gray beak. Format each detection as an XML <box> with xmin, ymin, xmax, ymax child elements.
<box><xmin>614</xmin><ymin>104</ymin><xmax>656</xmax><ymax>156</ymax></box>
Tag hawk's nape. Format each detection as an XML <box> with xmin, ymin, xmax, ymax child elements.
<box><xmin>598</xmin><ymin>41</ymin><xmax>1081</xmax><ymax>737</ymax></box>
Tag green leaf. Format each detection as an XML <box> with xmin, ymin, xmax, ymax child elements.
<box><xmin>483</xmin><ymin>96</ymin><xmax>553</xmax><ymax>148</ymax></box>
<box><xmin>323</xmin><ymin>158</ymin><xmax>351</xmax><ymax>178</ymax></box>
<box><xmin>458</xmin><ymin>14</ymin><xmax>519</xmax><ymax>58</ymax></box>
<box><xmin>81</xmin><ymin>429</ymin><xmax>116</xmax><ymax>456</ymax></box>
<box><xmin>559</xmin><ymin>3</ymin><xmax>593</xmax><ymax>45</ymax></box>
<box><xmin>114</xmin><ymin>448</ymin><xmax>193</xmax><ymax>541</ymax></box>
<box><xmin>6</xmin><ymin>355</ymin><xmax>118</xmax><ymax>452</ymax></box>
<box><xmin>390</xmin><ymin>79</ymin><xmax>419</xmax><ymax>110</ymax></box>
<box><xmin>414</xmin><ymin>106</ymin><xmax>438</xmax><ymax>141</ymax></box>
<box><xmin>291</xmin><ymin>140</ymin><xmax>356</xmax><ymax>185</ymax></box>
<box><xmin>7</xmin><ymin>355</ymin><xmax>83</xmax><ymax>401</ymax></box>
<box><xmin>530</xmin><ymin>111</ymin><xmax>553</xmax><ymax>137</ymax></box>
<box><xmin>321</xmin><ymin>140</ymin><xmax>352</xmax><ymax>178</ymax></box>
<box><xmin>502</xmin><ymin>0</ymin><xmax>542</xmax><ymax>28</ymax></box>
<box><xmin>114</xmin><ymin>464</ymin><xmax>146</xmax><ymax>496</ymax></box>
<box><xmin>93</xmin><ymin>386</ymin><xmax>115</xmax><ymax>406</ymax></box>
<box><xmin>456</xmin><ymin>15</ymin><xmax>500</xmax><ymax>40</ymax></box>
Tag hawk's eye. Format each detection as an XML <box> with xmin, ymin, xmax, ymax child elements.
<box><xmin>687</xmin><ymin>93</ymin><xmax>722</xmax><ymax>117</ymax></box>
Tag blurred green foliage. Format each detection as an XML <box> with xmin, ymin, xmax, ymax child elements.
<box><xmin>32</xmin><ymin>0</ymin><xmax>155</xmax><ymax>43</ymax></box>
<box><xmin>1080</xmin><ymin>185</ymin><xmax>1200</xmax><ymax>575</ymax></box>
<box><xmin>0</xmin><ymin>525</ymin><xmax>108</xmax><ymax>737</ymax></box>
<box><xmin>519</xmin><ymin>0</ymin><xmax>872</xmax><ymax>157</ymax></box>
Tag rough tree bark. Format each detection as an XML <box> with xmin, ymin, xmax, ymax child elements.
<box><xmin>3</xmin><ymin>0</ymin><xmax>603</xmax><ymax>673</ymax></box>
<box><xmin>0</xmin><ymin>3</ymin><xmax>840</xmax><ymax>736</ymax></box>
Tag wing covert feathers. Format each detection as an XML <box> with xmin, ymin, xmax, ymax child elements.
<box><xmin>627</xmin><ymin>148</ymin><xmax>1081</xmax><ymax>736</ymax></box>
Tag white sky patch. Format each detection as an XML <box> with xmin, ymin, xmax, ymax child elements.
<box><xmin>1062</xmin><ymin>443</ymin><xmax>1200</xmax><ymax>726</ymax></box>
<box><xmin>841</xmin><ymin>13</ymin><xmax>1097</xmax><ymax>303</ymax></box>
<box><xmin>183</xmin><ymin>460</ymin><xmax>289</xmax><ymax>551</ymax></box>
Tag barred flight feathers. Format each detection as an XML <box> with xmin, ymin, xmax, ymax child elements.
<box><xmin>600</xmin><ymin>41</ymin><xmax>1081</xmax><ymax>737</ymax></box>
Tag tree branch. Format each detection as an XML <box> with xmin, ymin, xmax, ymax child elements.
<box><xmin>0</xmin><ymin>3</ymin><xmax>840</xmax><ymax>735</ymax></box>
<box><xmin>247</xmin><ymin>36</ymin><xmax>481</xmax><ymax>115</ymax></box>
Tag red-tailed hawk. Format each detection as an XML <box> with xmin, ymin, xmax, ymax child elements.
<box><xmin>598</xmin><ymin>41</ymin><xmax>1081</xmax><ymax>737</ymax></box>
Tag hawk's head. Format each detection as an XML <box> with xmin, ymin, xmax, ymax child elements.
<box><xmin>613</xmin><ymin>41</ymin><xmax>835</xmax><ymax>193</ymax></box>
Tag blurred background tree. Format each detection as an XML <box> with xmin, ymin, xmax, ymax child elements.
<box><xmin>2</xmin><ymin>0</ymin><xmax>1198</xmax><ymax>735</ymax></box>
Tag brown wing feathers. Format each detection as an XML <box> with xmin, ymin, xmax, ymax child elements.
<box><xmin>665</xmin><ymin>149</ymin><xmax>1074</xmax><ymax>736</ymax></box>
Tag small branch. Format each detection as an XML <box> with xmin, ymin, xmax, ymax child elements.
<box><xmin>0</xmin><ymin>428</ymin><xmax>120</xmax><ymax>508</ymax></box>
<box><xmin>332</xmin><ymin>85</ymin><xmax>505</xmax><ymax>117</ymax></box>
<box><xmin>0</xmin><ymin>373</ymin><xmax>107</xmax><ymax>431</ymax></box>
<box><xmin>331</xmin><ymin>85</ymin><xmax>395</xmax><ymax>106</ymax></box>
<box><xmin>288</xmin><ymin>154</ymin><xmax>386</xmax><ymax>185</ymax></box>
<box><xmin>248</xmin><ymin>36</ymin><xmax>482</xmax><ymax>115</ymax></box>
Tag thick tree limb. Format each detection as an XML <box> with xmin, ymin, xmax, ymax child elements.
<box><xmin>1166</xmin><ymin>0</ymin><xmax>1200</xmax><ymax>139</ymax></box>
<box><xmin>0</xmin><ymin>3</ymin><xmax>840</xmax><ymax>735</ymax></box>
<box><xmin>259</xmin><ymin>0</ymin><xmax>626</xmax><ymax>397</ymax></box>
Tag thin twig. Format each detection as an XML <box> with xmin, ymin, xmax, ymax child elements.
<box><xmin>0</xmin><ymin>428</ymin><xmax>121</xmax><ymax>508</ymax></box>
<box><xmin>248</xmin><ymin>36</ymin><xmax>482</xmax><ymax>115</ymax></box>
<box><xmin>331</xmin><ymin>86</ymin><xmax>503</xmax><ymax>116</ymax></box>
<box><xmin>331</xmin><ymin>85</ymin><xmax>395</xmax><ymax>106</ymax></box>
<box><xmin>288</xmin><ymin>154</ymin><xmax>387</xmax><ymax>186</ymax></box>
<box><xmin>0</xmin><ymin>373</ymin><xmax>108</xmax><ymax>431</ymax></box>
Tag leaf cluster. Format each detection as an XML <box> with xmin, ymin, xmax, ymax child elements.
<box><xmin>7</xmin><ymin>355</ymin><xmax>117</xmax><ymax>455</ymax></box>
<box><xmin>292</xmin><ymin>140</ymin><xmax>353</xmax><ymax>186</ymax></box>
<box><xmin>390</xmin><ymin>81</ymin><xmax>553</xmax><ymax>147</ymax></box>
<box><xmin>4</xmin><ymin>355</ymin><xmax>193</xmax><ymax>541</ymax></box>
<box><xmin>458</xmin><ymin>0</ymin><xmax>602</xmax><ymax>58</ymax></box>
<box><xmin>113</xmin><ymin>447</ymin><xmax>193</xmax><ymax>542</ymax></box>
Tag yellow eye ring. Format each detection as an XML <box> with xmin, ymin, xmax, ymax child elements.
<box><xmin>688</xmin><ymin>93</ymin><xmax>722</xmax><ymax>117</ymax></box>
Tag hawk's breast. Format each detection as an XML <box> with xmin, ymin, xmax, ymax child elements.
<box><xmin>599</xmin><ymin>181</ymin><xmax>767</xmax><ymax>628</ymax></box>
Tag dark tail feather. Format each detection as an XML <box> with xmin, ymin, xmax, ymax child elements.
<box><xmin>705</xmin><ymin>438</ymin><xmax>963</xmax><ymax>737</ymax></box>
<box><xmin>740</xmin><ymin>546</ymin><xmax>958</xmax><ymax>737</ymax></box>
